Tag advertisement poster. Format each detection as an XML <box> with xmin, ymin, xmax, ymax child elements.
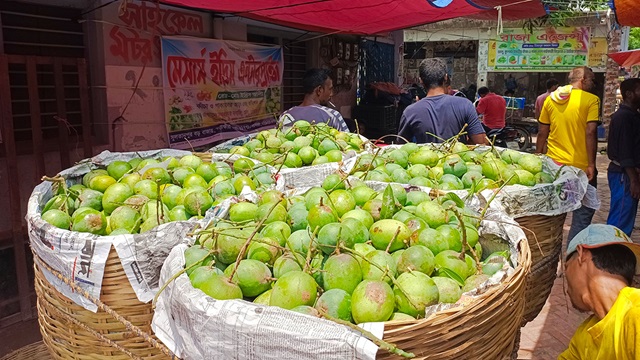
<box><xmin>161</xmin><ymin>37</ymin><xmax>283</xmax><ymax>149</ymax></box>
<box><xmin>588</xmin><ymin>37</ymin><xmax>608</xmax><ymax>71</ymax></box>
<box><xmin>488</xmin><ymin>27</ymin><xmax>590</xmax><ymax>71</ymax></box>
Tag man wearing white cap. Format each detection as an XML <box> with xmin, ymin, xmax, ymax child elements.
<box><xmin>560</xmin><ymin>224</ymin><xmax>640</xmax><ymax>359</ymax></box>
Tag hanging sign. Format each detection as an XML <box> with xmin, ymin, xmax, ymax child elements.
<box><xmin>161</xmin><ymin>37</ymin><xmax>283</xmax><ymax>149</ymax></box>
<box><xmin>488</xmin><ymin>27</ymin><xmax>590</xmax><ymax>71</ymax></box>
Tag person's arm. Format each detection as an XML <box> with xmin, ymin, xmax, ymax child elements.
<box><xmin>534</xmin><ymin>96</ymin><xmax>542</xmax><ymax>119</ymax></box>
<box><xmin>626</xmin><ymin>167</ymin><xmax>640</xmax><ymax>199</ymax></box>
<box><xmin>616</xmin><ymin>114</ymin><xmax>640</xmax><ymax>198</ymax></box>
<box><xmin>585</xmin><ymin>122</ymin><xmax>598</xmax><ymax>181</ymax></box>
<box><xmin>469</xmin><ymin>133</ymin><xmax>487</xmax><ymax>145</ymax></box>
<box><xmin>536</xmin><ymin>124</ymin><xmax>550</xmax><ymax>154</ymax></box>
<box><xmin>464</xmin><ymin>101</ymin><xmax>488</xmax><ymax>145</ymax></box>
<box><xmin>397</xmin><ymin>112</ymin><xmax>412</xmax><ymax>144</ymax></box>
<box><xmin>584</xmin><ymin>96</ymin><xmax>601</xmax><ymax>181</ymax></box>
<box><xmin>536</xmin><ymin>100</ymin><xmax>551</xmax><ymax>154</ymax></box>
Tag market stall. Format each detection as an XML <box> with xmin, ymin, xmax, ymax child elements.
<box><xmin>21</xmin><ymin>119</ymin><xmax>592</xmax><ymax>360</ymax></box>
<box><xmin>14</xmin><ymin>0</ymin><xmax>577</xmax><ymax>358</ymax></box>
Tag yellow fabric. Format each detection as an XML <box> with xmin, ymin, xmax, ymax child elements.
<box><xmin>558</xmin><ymin>287</ymin><xmax>640</xmax><ymax>360</ymax></box>
<box><xmin>539</xmin><ymin>88</ymin><xmax>600</xmax><ymax>170</ymax></box>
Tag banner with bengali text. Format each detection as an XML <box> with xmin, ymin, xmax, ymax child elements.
<box><xmin>488</xmin><ymin>27</ymin><xmax>590</xmax><ymax>71</ymax></box>
<box><xmin>161</xmin><ymin>37</ymin><xmax>283</xmax><ymax>149</ymax></box>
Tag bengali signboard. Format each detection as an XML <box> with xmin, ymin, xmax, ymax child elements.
<box><xmin>161</xmin><ymin>37</ymin><xmax>283</xmax><ymax>149</ymax></box>
<box><xmin>488</xmin><ymin>27</ymin><xmax>590</xmax><ymax>71</ymax></box>
<box><xmin>588</xmin><ymin>37</ymin><xmax>608</xmax><ymax>71</ymax></box>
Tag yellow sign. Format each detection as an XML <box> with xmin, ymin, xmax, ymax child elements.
<box><xmin>589</xmin><ymin>37</ymin><xmax>608</xmax><ymax>70</ymax></box>
<box><xmin>488</xmin><ymin>40</ymin><xmax>497</xmax><ymax>68</ymax></box>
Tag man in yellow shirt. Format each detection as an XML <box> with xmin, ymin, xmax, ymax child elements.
<box><xmin>560</xmin><ymin>224</ymin><xmax>640</xmax><ymax>360</ymax></box>
<box><xmin>537</xmin><ymin>66</ymin><xmax>600</xmax><ymax>241</ymax></box>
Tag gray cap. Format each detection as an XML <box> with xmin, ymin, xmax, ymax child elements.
<box><xmin>566</xmin><ymin>224</ymin><xmax>640</xmax><ymax>274</ymax></box>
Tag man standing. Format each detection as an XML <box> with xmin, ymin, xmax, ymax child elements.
<box><xmin>476</xmin><ymin>86</ymin><xmax>507</xmax><ymax>130</ymax></box>
<box><xmin>560</xmin><ymin>224</ymin><xmax>640</xmax><ymax>360</ymax></box>
<box><xmin>607</xmin><ymin>78</ymin><xmax>640</xmax><ymax>236</ymax></box>
<box><xmin>398</xmin><ymin>58</ymin><xmax>486</xmax><ymax>144</ymax></box>
<box><xmin>535</xmin><ymin>78</ymin><xmax>559</xmax><ymax>119</ymax></box>
<box><xmin>537</xmin><ymin>66</ymin><xmax>600</xmax><ymax>241</ymax></box>
<box><xmin>279</xmin><ymin>68</ymin><xmax>349</xmax><ymax>132</ymax></box>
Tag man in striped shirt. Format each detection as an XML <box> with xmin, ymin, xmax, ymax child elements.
<box><xmin>279</xmin><ymin>68</ymin><xmax>349</xmax><ymax>132</ymax></box>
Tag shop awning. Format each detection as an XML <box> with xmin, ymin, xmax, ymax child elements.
<box><xmin>612</xmin><ymin>0</ymin><xmax>639</xmax><ymax>27</ymax></box>
<box><xmin>608</xmin><ymin>50</ymin><xmax>640</xmax><ymax>69</ymax></box>
<box><xmin>160</xmin><ymin>0</ymin><xmax>546</xmax><ymax>35</ymax></box>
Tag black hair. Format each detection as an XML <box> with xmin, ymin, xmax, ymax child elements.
<box><xmin>477</xmin><ymin>86</ymin><xmax>490</xmax><ymax>96</ymax></box>
<box><xmin>504</xmin><ymin>89</ymin><xmax>515</xmax><ymax>96</ymax></box>
<box><xmin>546</xmin><ymin>78</ymin><xmax>559</xmax><ymax>90</ymax></box>
<box><xmin>590</xmin><ymin>245</ymin><xmax>636</xmax><ymax>285</ymax></box>
<box><xmin>302</xmin><ymin>68</ymin><xmax>332</xmax><ymax>94</ymax></box>
<box><xmin>620</xmin><ymin>78</ymin><xmax>640</xmax><ymax>102</ymax></box>
<box><xmin>418</xmin><ymin>58</ymin><xmax>449</xmax><ymax>89</ymax></box>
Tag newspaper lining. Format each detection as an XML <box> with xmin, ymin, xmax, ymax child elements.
<box><xmin>27</xmin><ymin>150</ymin><xmax>209</xmax><ymax>311</ymax></box>
<box><xmin>153</xmin><ymin>244</ymin><xmax>379</xmax><ymax>360</ymax></box>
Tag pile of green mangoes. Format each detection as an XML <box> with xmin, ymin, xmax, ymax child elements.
<box><xmin>352</xmin><ymin>142</ymin><xmax>555</xmax><ymax>191</ymax></box>
<box><xmin>40</xmin><ymin>155</ymin><xmax>276</xmax><ymax>235</ymax></box>
<box><xmin>184</xmin><ymin>180</ymin><xmax>510</xmax><ymax>324</ymax></box>
<box><xmin>223</xmin><ymin>121</ymin><xmax>366</xmax><ymax>168</ymax></box>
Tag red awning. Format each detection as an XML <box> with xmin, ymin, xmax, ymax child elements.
<box><xmin>608</xmin><ymin>50</ymin><xmax>640</xmax><ymax>69</ymax></box>
<box><xmin>160</xmin><ymin>0</ymin><xmax>546</xmax><ymax>35</ymax></box>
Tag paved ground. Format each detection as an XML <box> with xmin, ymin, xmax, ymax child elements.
<box><xmin>517</xmin><ymin>151</ymin><xmax>640</xmax><ymax>359</ymax></box>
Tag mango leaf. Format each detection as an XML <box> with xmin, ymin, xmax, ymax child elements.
<box><xmin>379</xmin><ymin>185</ymin><xmax>398</xmax><ymax>220</ymax></box>
<box><xmin>441</xmin><ymin>192</ymin><xmax>465</xmax><ymax>209</ymax></box>
<box><xmin>440</xmin><ymin>268</ymin><xmax>465</xmax><ymax>287</ymax></box>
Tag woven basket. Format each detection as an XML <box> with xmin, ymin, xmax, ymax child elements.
<box><xmin>515</xmin><ymin>214</ymin><xmax>566</xmax><ymax>324</ymax></box>
<box><xmin>34</xmin><ymin>247</ymin><xmax>170</xmax><ymax>360</ymax></box>
<box><xmin>0</xmin><ymin>342</ymin><xmax>52</xmax><ymax>360</ymax></box>
<box><xmin>379</xmin><ymin>238</ymin><xmax>531</xmax><ymax>360</ymax></box>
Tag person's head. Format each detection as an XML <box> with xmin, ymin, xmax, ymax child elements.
<box><xmin>504</xmin><ymin>89</ymin><xmax>515</xmax><ymax>97</ymax></box>
<box><xmin>418</xmin><ymin>58</ymin><xmax>450</xmax><ymax>90</ymax></box>
<box><xmin>564</xmin><ymin>224</ymin><xmax>640</xmax><ymax>312</ymax></box>
<box><xmin>619</xmin><ymin>78</ymin><xmax>640</xmax><ymax>109</ymax></box>
<box><xmin>302</xmin><ymin>68</ymin><xmax>334</xmax><ymax>106</ymax></box>
<box><xmin>468</xmin><ymin>84</ymin><xmax>477</xmax><ymax>91</ymax></box>
<box><xmin>546</xmin><ymin>78</ymin><xmax>559</xmax><ymax>92</ymax></box>
<box><xmin>477</xmin><ymin>86</ymin><xmax>490</xmax><ymax>98</ymax></box>
<box><xmin>568</xmin><ymin>66</ymin><xmax>595</xmax><ymax>91</ymax></box>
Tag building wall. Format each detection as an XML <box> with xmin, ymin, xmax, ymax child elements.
<box><xmin>89</xmin><ymin>0</ymin><xmax>212</xmax><ymax>152</ymax></box>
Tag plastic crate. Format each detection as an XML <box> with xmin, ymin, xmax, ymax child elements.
<box><xmin>504</xmin><ymin>97</ymin><xmax>526</xmax><ymax>109</ymax></box>
<box><xmin>352</xmin><ymin>104</ymin><xmax>397</xmax><ymax>131</ymax></box>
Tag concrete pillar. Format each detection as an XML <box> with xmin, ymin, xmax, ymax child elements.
<box><xmin>476</xmin><ymin>39</ymin><xmax>489</xmax><ymax>87</ymax></box>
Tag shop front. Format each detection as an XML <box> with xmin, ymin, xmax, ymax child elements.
<box><xmin>404</xmin><ymin>18</ymin><xmax>622</xmax><ymax>129</ymax></box>
<box><xmin>484</xmin><ymin>26</ymin><xmax>609</xmax><ymax>121</ymax></box>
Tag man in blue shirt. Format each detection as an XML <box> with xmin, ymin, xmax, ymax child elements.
<box><xmin>279</xmin><ymin>68</ymin><xmax>349</xmax><ymax>132</ymax></box>
<box><xmin>397</xmin><ymin>58</ymin><xmax>486</xmax><ymax>144</ymax></box>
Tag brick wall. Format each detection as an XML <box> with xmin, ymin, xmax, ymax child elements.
<box><xmin>603</xmin><ymin>29</ymin><xmax>622</xmax><ymax>129</ymax></box>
